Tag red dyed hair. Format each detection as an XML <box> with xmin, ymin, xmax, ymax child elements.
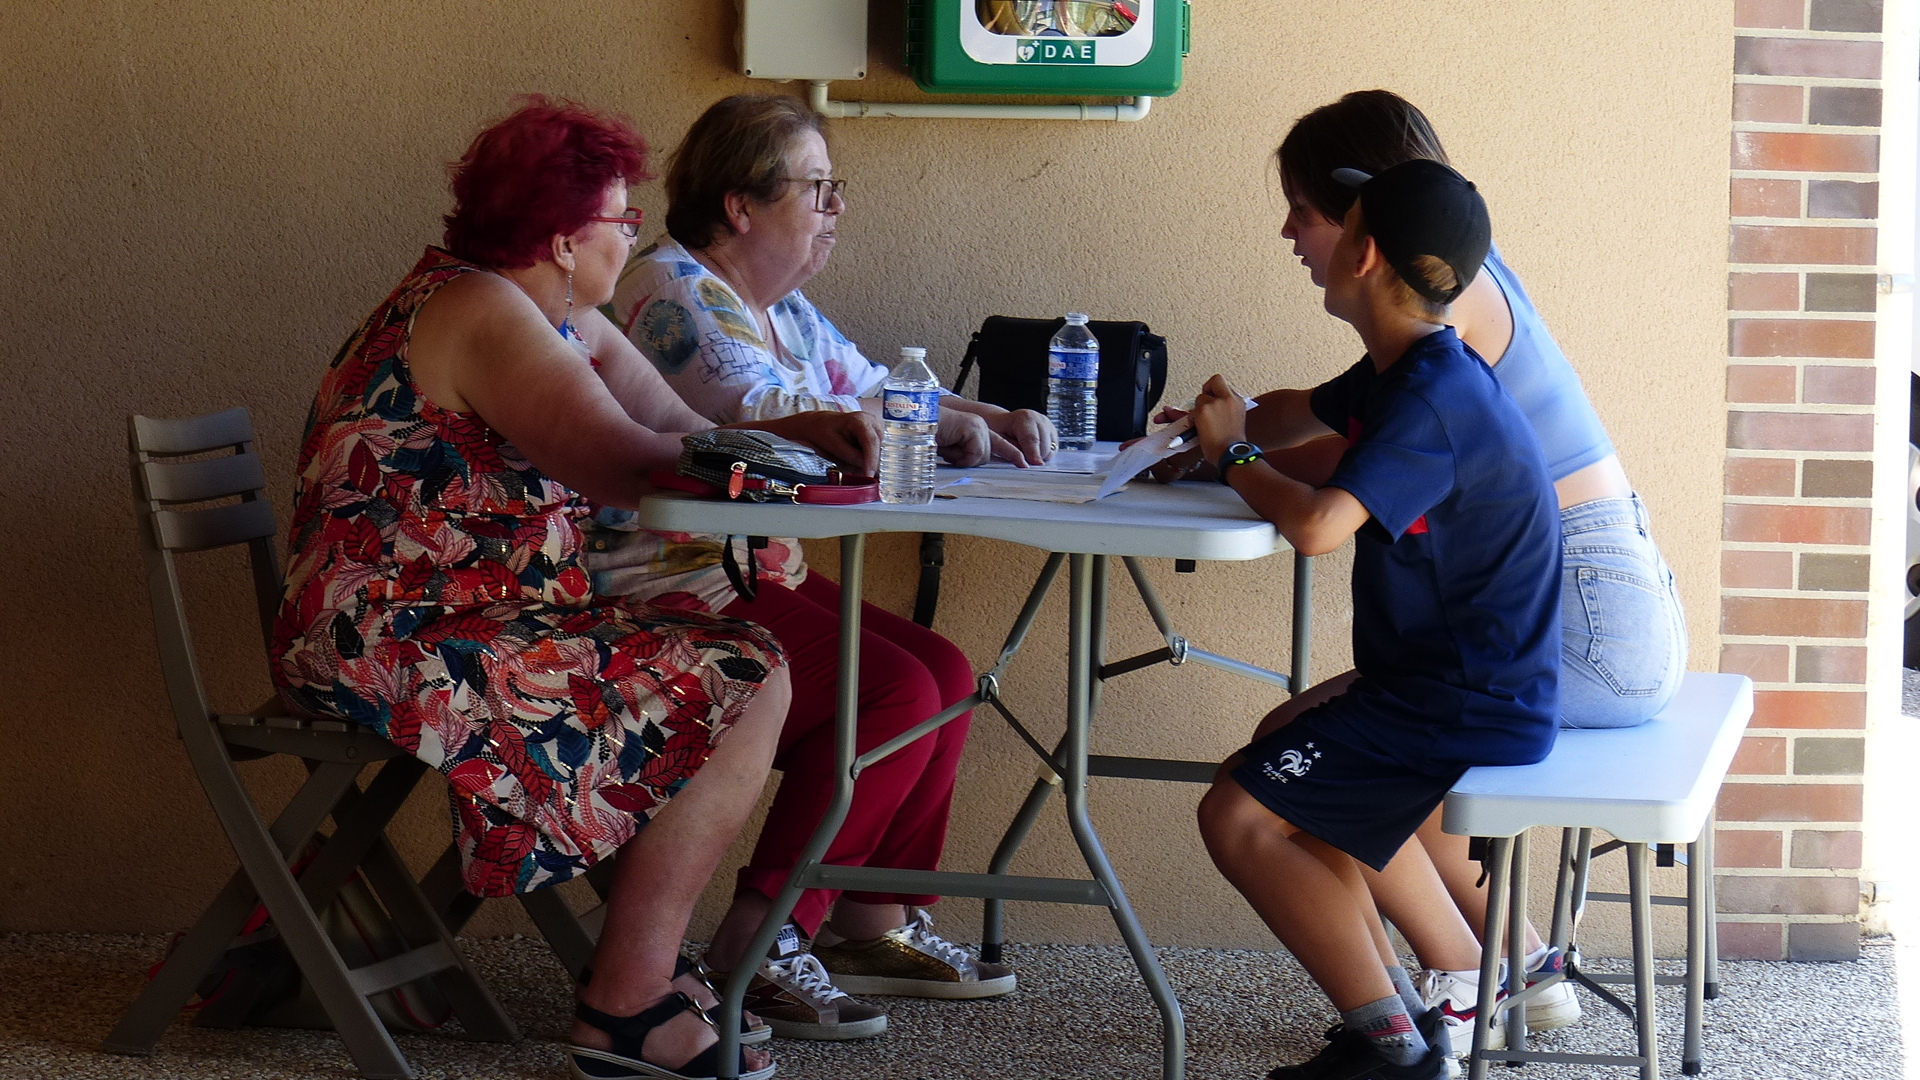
<box><xmin>443</xmin><ymin>96</ymin><xmax>653</xmax><ymax>270</ymax></box>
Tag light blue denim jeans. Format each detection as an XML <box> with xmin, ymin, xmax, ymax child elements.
<box><xmin>1557</xmin><ymin>494</ymin><xmax>1688</xmax><ymax>729</ymax></box>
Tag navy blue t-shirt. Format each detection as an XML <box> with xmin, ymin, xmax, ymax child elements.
<box><xmin>1307</xmin><ymin>327</ymin><xmax>1561</xmax><ymax>774</ymax></box>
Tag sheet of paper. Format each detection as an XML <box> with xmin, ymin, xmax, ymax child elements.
<box><xmin>971</xmin><ymin>448</ymin><xmax>1109</xmax><ymax>474</ymax></box>
<box><xmin>1093</xmin><ymin>425</ymin><xmax>1193</xmax><ymax>499</ymax></box>
<box><xmin>938</xmin><ymin>475</ymin><xmax>1102</xmax><ymax>504</ymax></box>
<box><xmin>1094</xmin><ymin>394</ymin><xmax>1263</xmax><ymax>498</ymax></box>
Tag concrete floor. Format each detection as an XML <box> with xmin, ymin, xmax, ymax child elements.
<box><xmin>2</xmin><ymin>931</ymin><xmax>1903</xmax><ymax>1080</ymax></box>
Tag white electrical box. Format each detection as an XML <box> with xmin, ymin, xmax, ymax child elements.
<box><xmin>739</xmin><ymin>0</ymin><xmax>869</xmax><ymax>81</ymax></box>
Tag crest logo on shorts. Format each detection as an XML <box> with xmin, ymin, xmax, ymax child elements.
<box><xmin>1261</xmin><ymin>742</ymin><xmax>1323</xmax><ymax>784</ymax></box>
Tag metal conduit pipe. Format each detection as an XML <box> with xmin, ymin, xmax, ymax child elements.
<box><xmin>808</xmin><ymin>80</ymin><xmax>1152</xmax><ymax>121</ymax></box>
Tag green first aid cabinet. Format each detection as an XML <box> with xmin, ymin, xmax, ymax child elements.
<box><xmin>907</xmin><ymin>0</ymin><xmax>1190</xmax><ymax>97</ymax></box>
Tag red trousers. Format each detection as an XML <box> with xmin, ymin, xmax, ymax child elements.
<box><xmin>719</xmin><ymin>572</ymin><xmax>974</xmax><ymax>934</ymax></box>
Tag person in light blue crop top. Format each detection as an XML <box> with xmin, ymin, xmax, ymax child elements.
<box><xmin>1155</xmin><ymin>90</ymin><xmax>1688</xmax><ymax>1051</ymax></box>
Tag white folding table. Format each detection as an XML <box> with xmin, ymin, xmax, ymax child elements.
<box><xmin>632</xmin><ymin>461</ymin><xmax>1309</xmax><ymax>1080</ymax></box>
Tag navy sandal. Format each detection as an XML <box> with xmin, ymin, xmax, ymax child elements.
<box><xmin>568</xmin><ymin>992</ymin><xmax>775</xmax><ymax>1080</ymax></box>
<box><xmin>579</xmin><ymin>958</ymin><xmax>771</xmax><ymax>1046</ymax></box>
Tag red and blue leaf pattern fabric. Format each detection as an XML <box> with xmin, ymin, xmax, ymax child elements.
<box><xmin>270</xmin><ymin>248</ymin><xmax>785</xmax><ymax>897</ymax></box>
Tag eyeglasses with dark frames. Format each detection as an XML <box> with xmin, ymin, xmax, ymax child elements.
<box><xmin>777</xmin><ymin>177</ymin><xmax>847</xmax><ymax>212</ymax></box>
<box><xmin>584</xmin><ymin>207</ymin><xmax>644</xmax><ymax>239</ymax></box>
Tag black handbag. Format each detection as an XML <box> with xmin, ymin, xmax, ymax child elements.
<box><xmin>678</xmin><ymin>429</ymin><xmax>842</xmax><ymax>500</ymax></box>
<box><xmin>912</xmin><ymin>316</ymin><xmax>1170</xmax><ymax>629</ymax></box>
<box><xmin>953</xmin><ymin>315</ymin><xmax>1169</xmax><ymax>442</ymax></box>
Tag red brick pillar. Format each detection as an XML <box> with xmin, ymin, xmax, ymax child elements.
<box><xmin>1718</xmin><ymin>0</ymin><xmax>1882</xmax><ymax>961</ymax></box>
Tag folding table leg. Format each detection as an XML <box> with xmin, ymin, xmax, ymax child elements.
<box><xmin>715</xmin><ymin>533</ymin><xmax>867</xmax><ymax>1080</ymax></box>
<box><xmin>1466</xmin><ymin>835</ymin><xmax>1513</xmax><ymax>1080</ymax></box>
<box><xmin>981</xmin><ymin>745</ymin><xmax>1063</xmax><ymax>963</ymax></box>
<box><xmin>1291</xmin><ymin>551</ymin><xmax>1313</xmax><ymax>692</ymax></box>
<box><xmin>1701</xmin><ymin>811</ymin><xmax>1720</xmax><ymax>999</ymax></box>
<box><xmin>1683</xmin><ymin>824</ymin><xmax>1707</xmax><ymax>1074</ymax></box>
<box><xmin>1062</xmin><ymin>554</ymin><xmax>1184</xmax><ymax>1080</ymax></box>
<box><xmin>1627</xmin><ymin>842</ymin><xmax>1660</xmax><ymax>1080</ymax></box>
<box><xmin>979</xmin><ymin>556</ymin><xmax>1071</xmax><ymax>962</ymax></box>
<box><xmin>1503</xmin><ymin>829</ymin><xmax>1530</xmax><ymax>1053</ymax></box>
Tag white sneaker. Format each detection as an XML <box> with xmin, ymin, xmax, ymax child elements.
<box><xmin>1415</xmin><ymin>968</ymin><xmax>1505</xmax><ymax>1057</ymax></box>
<box><xmin>1520</xmin><ymin>947</ymin><xmax>1582</xmax><ymax>1033</ymax></box>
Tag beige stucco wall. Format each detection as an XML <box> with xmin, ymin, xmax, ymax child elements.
<box><xmin>0</xmin><ymin>2</ymin><xmax>1731</xmax><ymax>950</ymax></box>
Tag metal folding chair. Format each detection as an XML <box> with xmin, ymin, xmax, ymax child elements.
<box><xmin>102</xmin><ymin>407</ymin><xmax>519</xmax><ymax>1079</ymax></box>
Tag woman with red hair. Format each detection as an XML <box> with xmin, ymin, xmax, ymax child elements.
<box><xmin>271</xmin><ymin>96</ymin><xmax>873</xmax><ymax>1080</ymax></box>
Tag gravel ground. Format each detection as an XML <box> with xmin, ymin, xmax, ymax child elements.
<box><xmin>1</xmin><ymin>932</ymin><xmax>1902</xmax><ymax>1079</ymax></box>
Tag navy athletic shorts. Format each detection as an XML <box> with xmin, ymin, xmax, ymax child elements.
<box><xmin>1229</xmin><ymin>704</ymin><xmax>1464</xmax><ymax>872</ymax></box>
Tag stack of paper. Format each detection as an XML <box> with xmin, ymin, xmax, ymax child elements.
<box><xmin>944</xmin><ymin>424</ymin><xmax>1196</xmax><ymax>504</ymax></box>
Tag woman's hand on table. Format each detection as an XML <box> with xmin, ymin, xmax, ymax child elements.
<box><xmin>985</xmin><ymin>408</ymin><xmax>1056</xmax><ymax>466</ymax></box>
<box><xmin>937</xmin><ymin>409</ymin><xmax>1053</xmax><ymax>468</ymax></box>
<box><xmin>756</xmin><ymin>410</ymin><xmax>881</xmax><ymax>476</ymax></box>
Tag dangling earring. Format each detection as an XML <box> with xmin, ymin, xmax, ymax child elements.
<box><xmin>562</xmin><ymin>269</ymin><xmax>574</xmax><ymax>334</ymax></box>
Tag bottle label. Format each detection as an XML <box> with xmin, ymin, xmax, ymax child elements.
<box><xmin>1049</xmin><ymin>347</ymin><xmax>1099</xmax><ymax>381</ymax></box>
<box><xmin>883</xmin><ymin>389</ymin><xmax>940</xmax><ymax>424</ymax></box>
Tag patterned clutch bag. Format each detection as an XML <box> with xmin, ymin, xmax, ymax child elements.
<box><xmin>675</xmin><ymin>429</ymin><xmax>877</xmax><ymax>505</ymax></box>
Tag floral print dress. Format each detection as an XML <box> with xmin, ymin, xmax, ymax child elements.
<box><xmin>271</xmin><ymin>248</ymin><xmax>784</xmax><ymax>897</ymax></box>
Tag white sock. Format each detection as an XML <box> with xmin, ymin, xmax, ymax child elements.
<box><xmin>1523</xmin><ymin>944</ymin><xmax>1552</xmax><ymax>972</ymax></box>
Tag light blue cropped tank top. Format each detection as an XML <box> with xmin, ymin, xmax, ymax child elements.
<box><xmin>1481</xmin><ymin>247</ymin><xmax>1614</xmax><ymax>481</ymax></box>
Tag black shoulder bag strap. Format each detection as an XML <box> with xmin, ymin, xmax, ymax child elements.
<box><xmin>722</xmin><ymin>535</ymin><xmax>767</xmax><ymax>604</ymax></box>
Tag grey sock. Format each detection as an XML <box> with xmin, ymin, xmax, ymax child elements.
<box><xmin>1341</xmin><ymin>993</ymin><xmax>1428</xmax><ymax>1067</ymax></box>
<box><xmin>1386</xmin><ymin>964</ymin><xmax>1425</xmax><ymax>1017</ymax></box>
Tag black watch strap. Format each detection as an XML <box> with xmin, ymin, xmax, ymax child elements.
<box><xmin>1216</xmin><ymin>442</ymin><xmax>1264</xmax><ymax>484</ymax></box>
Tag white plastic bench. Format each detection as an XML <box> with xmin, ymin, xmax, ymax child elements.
<box><xmin>1443</xmin><ymin>672</ymin><xmax>1754</xmax><ymax>1080</ymax></box>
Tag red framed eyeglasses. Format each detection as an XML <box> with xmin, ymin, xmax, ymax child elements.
<box><xmin>586</xmin><ymin>208</ymin><xmax>644</xmax><ymax>238</ymax></box>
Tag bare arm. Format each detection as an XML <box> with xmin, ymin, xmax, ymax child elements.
<box><xmin>1190</xmin><ymin>374</ymin><xmax>1366</xmax><ymax>556</ymax></box>
<box><xmin>1241</xmin><ymin>387</ymin><xmax>1340</xmax><ymax>450</ymax></box>
<box><xmin>576</xmin><ymin>306</ymin><xmax>719</xmax><ymax>435</ymax></box>
<box><xmin>409</xmin><ymin>275</ymin><xmax>878</xmax><ymax>508</ymax></box>
<box><xmin>583</xmin><ymin>300</ymin><xmax>880</xmax><ymax>474</ymax></box>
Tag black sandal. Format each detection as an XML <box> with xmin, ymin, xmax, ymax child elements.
<box><xmin>568</xmin><ymin>992</ymin><xmax>774</xmax><ymax>1080</ymax></box>
<box><xmin>578</xmin><ymin>958</ymin><xmax>770</xmax><ymax>1045</ymax></box>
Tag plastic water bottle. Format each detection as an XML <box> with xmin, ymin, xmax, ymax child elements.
<box><xmin>880</xmin><ymin>346</ymin><xmax>941</xmax><ymax>504</ymax></box>
<box><xmin>1048</xmin><ymin>313</ymin><xmax>1099</xmax><ymax>451</ymax></box>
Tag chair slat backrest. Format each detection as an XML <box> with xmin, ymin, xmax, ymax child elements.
<box><xmin>132</xmin><ymin>407</ymin><xmax>258</xmax><ymax>456</ymax></box>
<box><xmin>129</xmin><ymin>409</ymin><xmax>285</xmax><ymax>737</ymax></box>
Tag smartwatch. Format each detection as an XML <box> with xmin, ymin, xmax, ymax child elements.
<box><xmin>1216</xmin><ymin>441</ymin><xmax>1264</xmax><ymax>484</ymax></box>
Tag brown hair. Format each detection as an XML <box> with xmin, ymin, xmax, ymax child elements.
<box><xmin>1276</xmin><ymin>90</ymin><xmax>1451</xmax><ymax>224</ymax></box>
<box><xmin>665</xmin><ymin>94</ymin><xmax>828</xmax><ymax>249</ymax></box>
<box><xmin>1343</xmin><ymin>206</ymin><xmax>1455</xmax><ymax>321</ymax></box>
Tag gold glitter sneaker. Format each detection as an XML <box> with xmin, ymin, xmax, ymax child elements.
<box><xmin>702</xmin><ymin>924</ymin><xmax>888</xmax><ymax>1042</ymax></box>
<box><xmin>812</xmin><ymin>908</ymin><xmax>1017</xmax><ymax>1000</ymax></box>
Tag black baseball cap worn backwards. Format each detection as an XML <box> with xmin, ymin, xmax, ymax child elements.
<box><xmin>1331</xmin><ymin>159</ymin><xmax>1491</xmax><ymax>306</ymax></box>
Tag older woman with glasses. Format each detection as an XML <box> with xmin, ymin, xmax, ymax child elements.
<box><xmin>270</xmin><ymin>96</ymin><xmax>883</xmax><ymax>1080</ymax></box>
<box><xmin>592</xmin><ymin>94</ymin><xmax>1038</xmax><ymax>1041</ymax></box>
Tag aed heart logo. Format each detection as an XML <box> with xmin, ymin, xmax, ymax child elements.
<box><xmin>1016</xmin><ymin>38</ymin><xmax>1096</xmax><ymax>64</ymax></box>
